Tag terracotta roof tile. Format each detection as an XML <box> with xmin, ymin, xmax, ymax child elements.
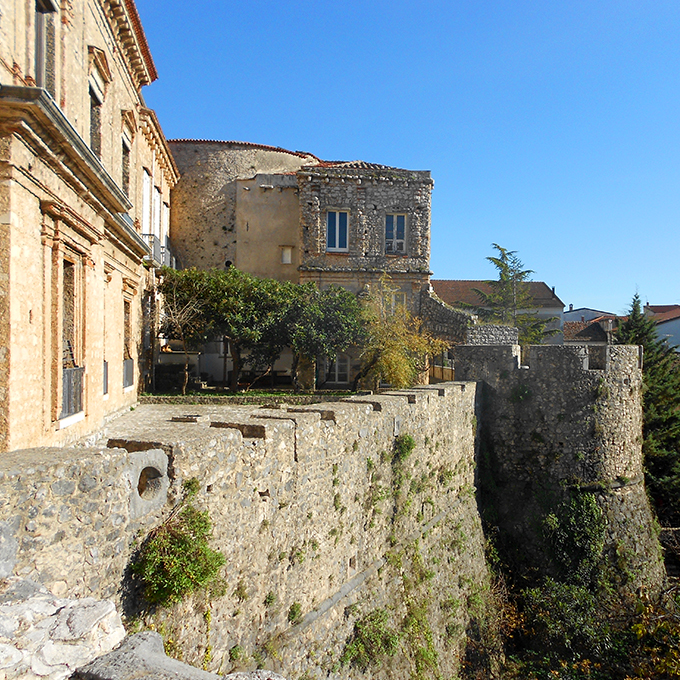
<box><xmin>646</xmin><ymin>305</ymin><xmax>680</xmax><ymax>323</ymax></box>
<box><xmin>563</xmin><ymin>321</ymin><xmax>608</xmax><ymax>342</ymax></box>
<box><xmin>431</xmin><ymin>280</ymin><xmax>565</xmax><ymax>309</ymax></box>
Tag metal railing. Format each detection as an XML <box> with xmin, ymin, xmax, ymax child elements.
<box><xmin>123</xmin><ymin>358</ymin><xmax>134</xmax><ymax>388</ymax></box>
<box><xmin>141</xmin><ymin>233</ymin><xmax>162</xmax><ymax>265</ymax></box>
<box><xmin>61</xmin><ymin>366</ymin><xmax>84</xmax><ymax>418</ymax></box>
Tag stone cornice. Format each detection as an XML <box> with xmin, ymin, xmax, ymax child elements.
<box><xmin>100</xmin><ymin>0</ymin><xmax>157</xmax><ymax>90</ymax></box>
<box><xmin>0</xmin><ymin>86</ymin><xmax>149</xmax><ymax>263</ymax></box>
<box><xmin>139</xmin><ymin>108</ymin><xmax>179</xmax><ymax>185</ymax></box>
<box><xmin>40</xmin><ymin>200</ymin><xmax>103</xmax><ymax>244</ymax></box>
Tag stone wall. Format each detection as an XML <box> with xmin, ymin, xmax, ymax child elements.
<box><xmin>465</xmin><ymin>325</ymin><xmax>519</xmax><ymax>346</ymax></box>
<box><xmin>168</xmin><ymin>142</ymin><xmax>317</xmax><ymax>271</ymax></box>
<box><xmin>297</xmin><ymin>164</ymin><xmax>432</xmax><ymax>313</ymax></box>
<box><xmin>0</xmin><ymin>385</ymin><xmax>493</xmax><ymax>679</ymax></box>
<box><xmin>452</xmin><ymin>343</ymin><xmax>665</xmax><ymax>591</ymax></box>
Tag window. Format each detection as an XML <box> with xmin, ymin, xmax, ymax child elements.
<box><xmin>121</xmin><ymin>140</ymin><xmax>130</xmax><ymax>196</ymax></box>
<box><xmin>324</xmin><ymin>354</ymin><xmax>349</xmax><ymax>384</ymax></box>
<box><xmin>385</xmin><ymin>214</ymin><xmax>406</xmax><ymax>253</ymax></box>
<box><xmin>61</xmin><ymin>257</ymin><xmax>84</xmax><ymax>418</ymax></box>
<box><xmin>35</xmin><ymin>0</ymin><xmax>57</xmax><ymax>97</ymax></box>
<box><xmin>152</xmin><ymin>186</ymin><xmax>161</xmax><ymax>239</ymax></box>
<box><xmin>142</xmin><ymin>169</ymin><xmax>152</xmax><ymax>234</ymax></box>
<box><xmin>281</xmin><ymin>246</ymin><xmax>293</xmax><ymax>264</ymax></box>
<box><xmin>387</xmin><ymin>292</ymin><xmax>407</xmax><ymax>315</ymax></box>
<box><xmin>89</xmin><ymin>87</ymin><xmax>102</xmax><ymax>158</ymax></box>
<box><xmin>123</xmin><ymin>299</ymin><xmax>134</xmax><ymax>389</ymax></box>
<box><xmin>326</xmin><ymin>211</ymin><xmax>349</xmax><ymax>252</ymax></box>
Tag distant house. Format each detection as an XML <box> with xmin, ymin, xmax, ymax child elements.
<box><xmin>644</xmin><ymin>305</ymin><xmax>680</xmax><ymax>350</ymax></box>
<box><xmin>430</xmin><ymin>280</ymin><xmax>564</xmax><ymax>342</ymax></box>
<box><xmin>564</xmin><ymin>306</ymin><xmax>615</xmax><ymax>323</ymax></box>
<box><xmin>563</xmin><ymin>318</ymin><xmax>613</xmax><ymax>345</ymax></box>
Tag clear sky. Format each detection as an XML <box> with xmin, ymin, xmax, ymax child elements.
<box><xmin>134</xmin><ymin>0</ymin><xmax>679</xmax><ymax>315</ymax></box>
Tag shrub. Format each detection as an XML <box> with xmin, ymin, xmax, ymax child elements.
<box><xmin>340</xmin><ymin>608</ymin><xmax>400</xmax><ymax>671</ymax></box>
<box><xmin>131</xmin><ymin>479</ymin><xmax>226</xmax><ymax>607</ymax></box>
<box><xmin>393</xmin><ymin>433</ymin><xmax>416</xmax><ymax>464</ymax></box>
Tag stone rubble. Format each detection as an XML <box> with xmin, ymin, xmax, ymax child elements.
<box><xmin>0</xmin><ymin>577</ymin><xmax>125</xmax><ymax>680</ymax></box>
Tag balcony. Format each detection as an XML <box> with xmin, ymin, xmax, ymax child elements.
<box><xmin>61</xmin><ymin>366</ymin><xmax>84</xmax><ymax>419</ymax></box>
<box><xmin>142</xmin><ymin>233</ymin><xmax>162</xmax><ymax>266</ymax></box>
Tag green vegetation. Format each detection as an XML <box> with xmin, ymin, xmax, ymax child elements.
<box><xmin>288</xmin><ymin>602</ymin><xmax>303</xmax><ymax>625</ymax></box>
<box><xmin>130</xmin><ymin>479</ymin><xmax>225</xmax><ymax>608</ymax></box>
<box><xmin>340</xmin><ymin>608</ymin><xmax>400</xmax><ymax>671</ymax></box>
<box><xmin>471</xmin><ymin>244</ymin><xmax>558</xmax><ymax>345</ymax></box>
<box><xmin>393</xmin><ymin>433</ymin><xmax>416</xmax><ymax>464</ymax></box>
<box><xmin>228</xmin><ymin>644</ymin><xmax>243</xmax><ymax>662</ymax></box>
<box><xmin>352</xmin><ymin>276</ymin><xmax>447</xmax><ymax>389</ymax></box>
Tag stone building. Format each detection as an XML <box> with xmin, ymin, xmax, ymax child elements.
<box><xmin>169</xmin><ymin>140</ymin><xmax>469</xmax><ymax>385</ymax></box>
<box><xmin>169</xmin><ymin>141</ymin><xmax>433</xmax><ymax>313</ymax></box>
<box><xmin>0</xmin><ymin>0</ymin><xmax>178</xmax><ymax>453</ymax></box>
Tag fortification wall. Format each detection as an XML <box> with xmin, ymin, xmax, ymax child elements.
<box><xmin>168</xmin><ymin>142</ymin><xmax>316</xmax><ymax>271</ymax></box>
<box><xmin>453</xmin><ymin>343</ymin><xmax>664</xmax><ymax>591</ymax></box>
<box><xmin>0</xmin><ymin>385</ymin><xmax>492</xmax><ymax>679</ymax></box>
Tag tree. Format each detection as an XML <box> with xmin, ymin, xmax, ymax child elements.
<box><xmin>158</xmin><ymin>267</ymin><xmax>217</xmax><ymax>394</ymax></box>
<box><xmin>616</xmin><ymin>294</ymin><xmax>680</xmax><ymax>525</ymax></box>
<box><xmin>286</xmin><ymin>284</ymin><xmax>366</xmax><ymax>391</ymax></box>
<box><xmin>474</xmin><ymin>244</ymin><xmax>557</xmax><ymax>345</ymax></box>
<box><xmin>353</xmin><ymin>278</ymin><xmax>447</xmax><ymax>390</ymax></box>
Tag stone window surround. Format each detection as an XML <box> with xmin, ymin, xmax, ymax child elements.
<box><xmin>385</xmin><ymin>212</ymin><xmax>408</xmax><ymax>255</ymax></box>
<box><xmin>325</xmin><ymin>209</ymin><xmax>349</xmax><ymax>253</ymax></box>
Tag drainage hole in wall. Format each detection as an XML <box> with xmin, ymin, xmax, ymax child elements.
<box><xmin>138</xmin><ymin>466</ymin><xmax>163</xmax><ymax>500</ymax></box>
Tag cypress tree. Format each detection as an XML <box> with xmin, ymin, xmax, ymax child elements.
<box><xmin>616</xmin><ymin>294</ymin><xmax>680</xmax><ymax>525</ymax></box>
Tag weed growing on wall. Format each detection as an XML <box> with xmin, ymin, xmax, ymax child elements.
<box><xmin>131</xmin><ymin>478</ymin><xmax>226</xmax><ymax>607</ymax></box>
<box><xmin>340</xmin><ymin>608</ymin><xmax>400</xmax><ymax>671</ymax></box>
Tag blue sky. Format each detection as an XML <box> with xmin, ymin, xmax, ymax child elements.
<box><xmin>135</xmin><ymin>0</ymin><xmax>679</xmax><ymax>314</ymax></box>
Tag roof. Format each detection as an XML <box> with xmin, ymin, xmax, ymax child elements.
<box><xmin>563</xmin><ymin>321</ymin><xmax>609</xmax><ymax>343</ymax></box>
<box><xmin>645</xmin><ymin>305</ymin><xmax>680</xmax><ymax>324</ymax></box>
<box><xmin>431</xmin><ymin>280</ymin><xmax>565</xmax><ymax>309</ymax></box>
<box><xmin>167</xmin><ymin>139</ymin><xmax>319</xmax><ymax>160</ymax></box>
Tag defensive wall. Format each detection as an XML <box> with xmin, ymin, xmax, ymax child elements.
<box><xmin>453</xmin><ymin>343</ymin><xmax>665</xmax><ymax>589</ymax></box>
<box><xmin>0</xmin><ymin>384</ymin><xmax>493</xmax><ymax>679</ymax></box>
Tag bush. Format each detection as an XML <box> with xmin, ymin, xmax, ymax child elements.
<box><xmin>131</xmin><ymin>479</ymin><xmax>226</xmax><ymax>607</ymax></box>
<box><xmin>341</xmin><ymin>608</ymin><xmax>400</xmax><ymax>671</ymax></box>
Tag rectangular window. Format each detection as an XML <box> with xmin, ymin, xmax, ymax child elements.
<box><xmin>325</xmin><ymin>354</ymin><xmax>349</xmax><ymax>384</ymax></box>
<box><xmin>89</xmin><ymin>87</ymin><xmax>102</xmax><ymax>158</ymax></box>
<box><xmin>142</xmin><ymin>169</ymin><xmax>152</xmax><ymax>234</ymax></box>
<box><xmin>152</xmin><ymin>186</ymin><xmax>161</xmax><ymax>239</ymax></box>
<box><xmin>390</xmin><ymin>292</ymin><xmax>407</xmax><ymax>314</ymax></box>
<box><xmin>61</xmin><ymin>257</ymin><xmax>83</xmax><ymax>418</ymax></box>
<box><xmin>326</xmin><ymin>211</ymin><xmax>349</xmax><ymax>252</ymax></box>
<box><xmin>385</xmin><ymin>214</ymin><xmax>406</xmax><ymax>253</ymax></box>
<box><xmin>121</xmin><ymin>140</ymin><xmax>130</xmax><ymax>196</ymax></box>
<box><xmin>35</xmin><ymin>1</ymin><xmax>57</xmax><ymax>97</ymax></box>
<box><xmin>281</xmin><ymin>246</ymin><xmax>293</xmax><ymax>264</ymax></box>
<box><xmin>123</xmin><ymin>299</ymin><xmax>134</xmax><ymax>389</ymax></box>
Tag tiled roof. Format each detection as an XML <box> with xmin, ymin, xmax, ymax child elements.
<box><xmin>645</xmin><ymin>305</ymin><xmax>680</xmax><ymax>323</ymax></box>
<box><xmin>167</xmin><ymin>139</ymin><xmax>319</xmax><ymax>160</ymax></box>
<box><xmin>563</xmin><ymin>321</ymin><xmax>608</xmax><ymax>342</ymax></box>
<box><xmin>431</xmin><ymin>280</ymin><xmax>565</xmax><ymax>309</ymax></box>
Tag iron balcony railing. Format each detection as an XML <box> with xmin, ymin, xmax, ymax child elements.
<box><xmin>141</xmin><ymin>233</ymin><xmax>162</xmax><ymax>265</ymax></box>
<box><xmin>123</xmin><ymin>358</ymin><xmax>134</xmax><ymax>388</ymax></box>
<box><xmin>61</xmin><ymin>366</ymin><xmax>84</xmax><ymax>419</ymax></box>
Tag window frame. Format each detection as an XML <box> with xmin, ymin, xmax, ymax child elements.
<box><xmin>385</xmin><ymin>213</ymin><xmax>407</xmax><ymax>254</ymax></box>
<box><xmin>324</xmin><ymin>353</ymin><xmax>350</xmax><ymax>384</ymax></box>
<box><xmin>326</xmin><ymin>210</ymin><xmax>349</xmax><ymax>253</ymax></box>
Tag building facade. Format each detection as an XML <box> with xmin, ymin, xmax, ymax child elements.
<box><xmin>0</xmin><ymin>0</ymin><xmax>177</xmax><ymax>452</ymax></box>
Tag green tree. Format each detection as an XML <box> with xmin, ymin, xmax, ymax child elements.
<box><xmin>616</xmin><ymin>294</ymin><xmax>680</xmax><ymax>525</ymax></box>
<box><xmin>474</xmin><ymin>244</ymin><xmax>557</xmax><ymax>345</ymax></box>
<box><xmin>286</xmin><ymin>284</ymin><xmax>366</xmax><ymax>391</ymax></box>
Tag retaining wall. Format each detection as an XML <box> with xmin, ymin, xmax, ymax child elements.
<box><xmin>0</xmin><ymin>384</ymin><xmax>491</xmax><ymax>679</ymax></box>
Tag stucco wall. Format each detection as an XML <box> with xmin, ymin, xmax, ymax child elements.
<box><xmin>235</xmin><ymin>174</ymin><xmax>300</xmax><ymax>282</ymax></box>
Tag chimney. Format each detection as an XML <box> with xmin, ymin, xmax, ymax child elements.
<box><xmin>569</xmin><ymin>304</ymin><xmax>573</xmax><ymax>311</ymax></box>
